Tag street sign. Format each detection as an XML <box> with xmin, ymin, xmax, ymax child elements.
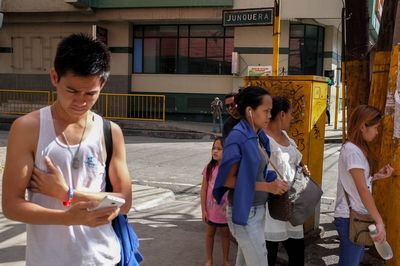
<box><xmin>223</xmin><ymin>8</ymin><xmax>273</xmax><ymax>27</ymax></box>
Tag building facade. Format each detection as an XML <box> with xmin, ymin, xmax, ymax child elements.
<box><xmin>0</xmin><ymin>0</ymin><xmax>380</xmax><ymax>120</ymax></box>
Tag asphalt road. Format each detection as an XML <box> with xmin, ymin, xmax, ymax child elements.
<box><xmin>127</xmin><ymin>136</ymin><xmax>341</xmax><ymax>201</ymax></box>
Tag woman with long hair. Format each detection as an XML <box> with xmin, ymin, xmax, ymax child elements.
<box><xmin>200</xmin><ymin>137</ymin><xmax>231</xmax><ymax>266</ymax></box>
<box><xmin>334</xmin><ymin>105</ymin><xmax>394</xmax><ymax>266</ymax></box>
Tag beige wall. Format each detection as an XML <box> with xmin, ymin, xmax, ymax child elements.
<box><xmin>101</xmin><ymin>22</ymin><xmax>131</xmax><ymax>75</ymax></box>
<box><xmin>95</xmin><ymin>8</ymin><xmax>223</xmax><ymax>23</ymax></box>
<box><xmin>235</xmin><ymin>26</ymin><xmax>272</xmax><ymax>48</ymax></box>
<box><xmin>324</xmin><ymin>25</ymin><xmax>341</xmax><ymax>56</ymax></box>
<box><xmin>1</xmin><ymin>0</ymin><xmax>77</xmax><ymax>12</ymax></box>
<box><xmin>131</xmin><ymin>74</ymin><xmax>233</xmax><ymax>94</ymax></box>
<box><xmin>0</xmin><ymin>22</ymin><xmax>131</xmax><ymax>76</ymax></box>
<box><xmin>323</xmin><ymin>25</ymin><xmax>341</xmax><ymax>82</ymax></box>
<box><xmin>280</xmin><ymin>21</ymin><xmax>290</xmax><ymax>48</ymax></box>
<box><xmin>234</xmin><ymin>0</ymin><xmax>341</xmax><ymax>21</ymax></box>
<box><xmin>0</xmin><ymin>23</ymin><xmax>92</xmax><ymax>74</ymax></box>
<box><xmin>233</xmin><ymin>20</ymin><xmax>289</xmax><ymax>86</ymax></box>
<box><xmin>234</xmin><ymin>0</ymin><xmax>274</xmax><ymax>9</ymax></box>
<box><xmin>282</xmin><ymin>0</ymin><xmax>342</xmax><ymax>19</ymax></box>
<box><xmin>3</xmin><ymin>7</ymin><xmax>223</xmax><ymax>24</ymax></box>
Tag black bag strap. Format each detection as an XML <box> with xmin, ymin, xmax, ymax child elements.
<box><xmin>103</xmin><ymin>118</ymin><xmax>113</xmax><ymax>193</ymax></box>
<box><xmin>103</xmin><ymin>118</ymin><xmax>129</xmax><ymax>221</ymax></box>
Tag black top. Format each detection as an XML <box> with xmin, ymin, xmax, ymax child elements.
<box><xmin>222</xmin><ymin>116</ymin><xmax>240</xmax><ymax>138</ymax></box>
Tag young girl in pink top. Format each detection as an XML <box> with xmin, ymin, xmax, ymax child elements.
<box><xmin>201</xmin><ymin>137</ymin><xmax>230</xmax><ymax>266</ymax></box>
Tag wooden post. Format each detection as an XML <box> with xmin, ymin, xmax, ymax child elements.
<box><xmin>369</xmin><ymin>45</ymin><xmax>400</xmax><ymax>266</ymax></box>
<box><xmin>367</xmin><ymin>0</ymin><xmax>399</xmax><ymax>264</ymax></box>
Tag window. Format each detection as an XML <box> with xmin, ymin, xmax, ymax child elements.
<box><xmin>288</xmin><ymin>24</ymin><xmax>324</xmax><ymax>76</ymax></box>
<box><xmin>133</xmin><ymin>25</ymin><xmax>234</xmax><ymax>75</ymax></box>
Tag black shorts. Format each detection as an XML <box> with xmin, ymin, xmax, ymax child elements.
<box><xmin>207</xmin><ymin>220</ymin><xmax>228</xmax><ymax>227</ymax></box>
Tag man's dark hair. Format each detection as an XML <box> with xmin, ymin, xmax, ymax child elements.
<box><xmin>224</xmin><ymin>93</ymin><xmax>236</xmax><ymax>101</ymax></box>
<box><xmin>54</xmin><ymin>33</ymin><xmax>111</xmax><ymax>83</ymax></box>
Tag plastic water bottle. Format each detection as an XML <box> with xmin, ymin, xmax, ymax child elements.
<box><xmin>368</xmin><ymin>224</ymin><xmax>393</xmax><ymax>260</ymax></box>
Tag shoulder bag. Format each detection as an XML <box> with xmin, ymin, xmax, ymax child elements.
<box><xmin>341</xmin><ymin>184</ymin><xmax>374</xmax><ymax>246</ymax></box>
<box><xmin>103</xmin><ymin>118</ymin><xmax>144</xmax><ymax>265</ymax></box>
<box><xmin>265</xmin><ymin>144</ymin><xmax>323</xmax><ymax>226</ymax></box>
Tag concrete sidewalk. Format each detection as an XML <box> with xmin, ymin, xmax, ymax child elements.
<box><xmin>0</xmin><ymin>182</ymin><xmax>175</xmax><ymax>266</ymax></box>
<box><xmin>0</xmin><ymin>144</ymin><xmax>176</xmax><ymax>265</ymax></box>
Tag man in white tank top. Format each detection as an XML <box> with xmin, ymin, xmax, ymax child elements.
<box><xmin>2</xmin><ymin>34</ymin><xmax>132</xmax><ymax>266</ymax></box>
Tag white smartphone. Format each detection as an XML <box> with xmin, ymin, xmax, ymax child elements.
<box><xmin>91</xmin><ymin>195</ymin><xmax>125</xmax><ymax>211</ymax></box>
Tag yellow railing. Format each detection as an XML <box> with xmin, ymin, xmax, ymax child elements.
<box><xmin>95</xmin><ymin>93</ymin><xmax>166</xmax><ymax>121</ymax></box>
<box><xmin>0</xmin><ymin>90</ymin><xmax>165</xmax><ymax>121</ymax></box>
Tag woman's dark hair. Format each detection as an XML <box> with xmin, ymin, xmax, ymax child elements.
<box><xmin>54</xmin><ymin>33</ymin><xmax>111</xmax><ymax>83</ymax></box>
<box><xmin>270</xmin><ymin>96</ymin><xmax>291</xmax><ymax>121</ymax></box>
<box><xmin>234</xmin><ymin>86</ymin><xmax>271</xmax><ymax>116</ymax></box>
<box><xmin>206</xmin><ymin>137</ymin><xmax>224</xmax><ymax>181</ymax></box>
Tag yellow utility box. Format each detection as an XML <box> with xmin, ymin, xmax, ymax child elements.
<box><xmin>244</xmin><ymin>75</ymin><xmax>328</xmax><ymax>234</ymax></box>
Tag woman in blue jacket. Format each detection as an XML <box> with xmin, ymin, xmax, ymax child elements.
<box><xmin>213</xmin><ymin>86</ymin><xmax>289</xmax><ymax>266</ymax></box>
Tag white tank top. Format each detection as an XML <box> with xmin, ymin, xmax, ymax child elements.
<box><xmin>26</xmin><ymin>106</ymin><xmax>120</xmax><ymax>266</ymax></box>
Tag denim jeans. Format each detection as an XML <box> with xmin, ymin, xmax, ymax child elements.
<box><xmin>212</xmin><ymin>115</ymin><xmax>223</xmax><ymax>133</ymax></box>
<box><xmin>334</xmin><ymin>217</ymin><xmax>365</xmax><ymax>266</ymax></box>
<box><xmin>227</xmin><ymin>205</ymin><xmax>268</xmax><ymax>266</ymax></box>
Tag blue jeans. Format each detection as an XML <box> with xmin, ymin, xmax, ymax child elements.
<box><xmin>212</xmin><ymin>115</ymin><xmax>223</xmax><ymax>133</ymax></box>
<box><xmin>334</xmin><ymin>217</ymin><xmax>365</xmax><ymax>266</ymax></box>
<box><xmin>227</xmin><ymin>205</ymin><xmax>268</xmax><ymax>266</ymax></box>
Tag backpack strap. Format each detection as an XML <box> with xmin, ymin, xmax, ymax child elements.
<box><xmin>103</xmin><ymin>118</ymin><xmax>113</xmax><ymax>193</ymax></box>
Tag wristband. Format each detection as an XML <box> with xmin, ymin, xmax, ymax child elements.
<box><xmin>62</xmin><ymin>188</ymin><xmax>74</xmax><ymax>207</ymax></box>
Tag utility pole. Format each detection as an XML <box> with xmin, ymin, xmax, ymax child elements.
<box><xmin>368</xmin><ymin>0</ymin><xmax>399</xmax><ymax>265</ymax></box>
<box><xmin>344</xmin><ymin>0</ymin><xmax>370</xmax><ymax>116</ymax></box>
<box><xmin>272</xmin><ymin>0</ymin><xmax>280</xmax><ymax>76</ymax></box>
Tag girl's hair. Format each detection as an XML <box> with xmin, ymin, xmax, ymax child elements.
<box><xmin>270</xmin><ymin>96</ymin><xmax>291</xmax><ymax>121</ymax></box>
<box><xmin>347</xmin><ymin>105</ymin><xmax>382</xmax><ymax>170</ymax></box>
<box><xmin>234</xmin><ymin>86</ymin><xmax>271</xmax><ymax>117</ymax></box>
<box><xmin>206</xmin><ymin>137</ymin><xmax>224</xmax><ymax>181</ymax></box>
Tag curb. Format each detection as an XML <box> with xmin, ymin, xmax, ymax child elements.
<box><xmin>324</xmin><ymin>138</ymin><xmax>343</xmax><ymax>144</ymax></box>
<box><xmin>131</xmin><ymin>184</ymin><xmax>175</xmax><ymax>212</ymax></box>
<box><xmin>121</xmin><ymin>128</ymin><xmax>211</xmax><ymax>140</ymax></box>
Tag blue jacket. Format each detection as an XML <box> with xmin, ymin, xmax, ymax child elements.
<box><xmin>213</xmin><ymin>119</ymin><xmax>276</xmax><ymax>225</ymax></box>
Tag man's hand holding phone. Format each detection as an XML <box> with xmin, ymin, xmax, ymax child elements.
<box><xmin>91</xmin><ymin>195</ymin><xmax>125</xmax><ymax>211</ymax></box>
<box><xmin>64</xmin><ymin>195</ymin><xmax>125</xmax><ymax>227</ymax></box>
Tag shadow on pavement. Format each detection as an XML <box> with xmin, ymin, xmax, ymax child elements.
<box><xmin>130</xmin><ymin>197</ymin><xmax>237</xmax><ymax>266</ymax></box>
<box><xmin>0</xmin><ymin>220</ymin><xmax>26</xmax><ymax>264</ymax></box>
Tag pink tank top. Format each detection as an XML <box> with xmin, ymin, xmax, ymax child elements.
<box><xmin>202</xmin><ymin>165</ymin><xmax>228</xmax><ymax>224</ymax></box>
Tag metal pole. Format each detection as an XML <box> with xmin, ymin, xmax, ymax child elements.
<box><xmin>334</xmin><ymin>82</ymin><xmax>339</xmax><ymax>129</ymax></box>
<box><xmin>341</xmin><ymin>4</ymin><xmax>347</xmax><ymax>142</ymax></box>
<box><xmin>272</xmin><ymin>0</ymin><xmax>281</xmax><ymax>76</ymax></box>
